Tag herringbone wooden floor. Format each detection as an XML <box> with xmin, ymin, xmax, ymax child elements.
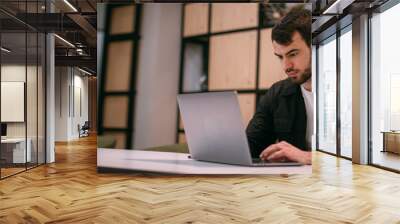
<box><xmin>1</xmin><ymin>135</ymin><xmax>400</xmax><ymax>223</ymax></box>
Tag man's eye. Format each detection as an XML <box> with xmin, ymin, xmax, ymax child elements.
<box><xmin>289</xmin><ymin>52</ymin><xmax>298</xmax><ymax>57</ymax></box>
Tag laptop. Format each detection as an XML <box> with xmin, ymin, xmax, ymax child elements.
<box><xmin>177</xmin><ymin>91</ymin><xmax>301</xmax><ymax>167</ymax></box>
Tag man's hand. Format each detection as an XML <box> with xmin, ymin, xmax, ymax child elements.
<box><xmin>259</xmin><ymin>141</ymin><xmax>311</xmax><ymax>165</ymax></box>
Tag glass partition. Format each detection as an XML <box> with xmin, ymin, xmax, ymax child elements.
<box><xmin>0</xmin><ymin>1</ymin><xmax>46</xmax><ymax>179</ymax></box>
<box><xmin>27</xmin><ymin>31</ymin><xmax>38</xmax><ymax>169</ymax></box>
<box><xmin>1</xmin><ymin>30</ymin><xmax>28</xmax><ymax>178</ymax></box>
<box><xmin>370</xmin><ymin>3</ymin><xmax>400</xmax><ymax>171</ymax></box>
<box><xmin>339</xmin><ymin>26</ymin><xmax>352</xmax><ymax>158</ymax></box>
<box><xmin>317</xmin><ymin>35</ymin><xmax>337</xmax><ymax>154</ymax></box>
<box><xmin>38</xmin><ymin>32</ymin><xmax>45</xmax><ymax>165</ymax></box>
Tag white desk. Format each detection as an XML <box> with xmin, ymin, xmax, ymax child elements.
<box><xmin>1</xmin><ymin>138</ymin><xmax>31</xmax><ymax>163</ymax></box>
<box><xmin>97</xmin><ymin>148</ymin><xmax>312</xmax><ymax>175</ymax></box>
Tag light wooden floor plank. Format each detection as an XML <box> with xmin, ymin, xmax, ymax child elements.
<box><xmin>0</xmin><ymin>135</ymin><xmax>399</xmax><ymax>223</ymax></box>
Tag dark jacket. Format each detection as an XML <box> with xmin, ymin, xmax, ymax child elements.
<box><xmin>246</xmin><ymin>78</ymin><xmax>309</xmax><ymax>158</ymax></box>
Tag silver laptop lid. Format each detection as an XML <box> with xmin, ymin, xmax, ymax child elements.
<box><xmin>177</xmin><ymin>91</ymin><xmax>253</xmax><ymax>166</ymax></box>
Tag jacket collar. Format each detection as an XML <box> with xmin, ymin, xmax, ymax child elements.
<box><xmin>282</xmin><ymin>79</ymin><xmax>301</xmax><ymax>96</ymax></box>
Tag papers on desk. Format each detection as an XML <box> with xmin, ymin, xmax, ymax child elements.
<box><xmin>97</xmin><ymin>148</ymin><xmax>312</xmax><ymax>175</ymax></box>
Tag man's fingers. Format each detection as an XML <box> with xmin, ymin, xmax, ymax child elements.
<box><xmin>281</xmin><ymin>141</ymin><xmax>288</xmax><ymax>145</ymax></box>
<box><xmin>260</xmin><ymin>141</ymin><xmax>311</xmax><ymax>164</ymax></box>
<box><xmin>266</xmin><ymin>150</ymin><xmax>286</xmax><ymax>162</ymax></box>
<box><xmin>260</xmin><ymin>144</ymin><xmax>281</xmax><ymax>160</ymax></box>
<box><xmin>260</xmin><ymin>144</ymin><xmax>277</xmax><ymax>158</ymax></box>
<box><xmin>279</xmin><ymin>141</ymin><xmax>290</xmax><ymax>146</ymax></box>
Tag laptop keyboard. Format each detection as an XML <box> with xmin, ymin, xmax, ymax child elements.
<box><xmin>251</xmin><ymin>158</ymin><xmax>301</xmax><ymax>166</ymax></box>
<box><xmin>251</xmin><ymin>158</ymin><xmax>271</xmax><ymax>166</ymax></box>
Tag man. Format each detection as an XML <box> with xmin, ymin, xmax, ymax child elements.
<box><xmin>246</xmin><ymin>6</ymin><xmax>313</xmax><ymax>165</ymax></box>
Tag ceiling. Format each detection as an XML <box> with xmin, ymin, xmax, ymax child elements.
<box><xmin>1</xmin><ymin>0</ymin><xmax>393</xmax><ymax>75</ymax></box>
<box><xmin>0</xmin><ymin>0</ymin><xmax>140</xmax><ymax>75</ymax></box>
<box><xmin>310</xmin><ymin>0</ymin><xmax>390</xmax><ymax>43</ymax></box>
<box><xmin>0</xmin><ymin>0</ymin><xmax>100</xmax><ymax>75</ymax></box>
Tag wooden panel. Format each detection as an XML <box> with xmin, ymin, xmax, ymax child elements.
<box><xmin>385</xmin><ymin>133</ymin><xmax>400</xmax><ymax>154</ymax></box>
<box><xmin>178</xmin><ymin>133</ymin><xmax>186</xmax><ymax>144</ymax></box>
<box><xmin>103</xmin><ymin>96</ymin><xmax>128</xmax><ymax>128</ymax></box>
<box><xmin>104</xmin><ymin>132</ymin><xmax>126</xmax><ymax>149</ymax></box>
<box><xmin>209</xmin><ymin>31</ymin><xmax>257</xmax><ymax>90</ymax></box>
<box><xmin>237</xmin><ymin>93</ymin><xmax>256</xmax><ymax>127</ymax></box>
<box><xmin>259</xmin><ymin>28</ymin><xmax>286</xmax><ymax>89</ymax></box>
<box><xmin>184</xmin><ymin>3</ymin><xmax>209</xmax><ymax>37</ymax></box>
<box><xmin>211</xmin><ymin>3</ymin><xmax>258</xmax><ymax>33</ymax></box>
<box><xmin>110</xmin><ymin>5</ymin><xmax>135</xmax><ymax>35</ymax></box>
<box><xmin>105</xmin><ymin>41</ymin><xmax>133</xmax><ymax>92</ymax></box>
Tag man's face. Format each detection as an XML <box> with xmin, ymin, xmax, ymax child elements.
<box><xmin>272</xmin><ymin>31</ymin><xmax>311</xmax><ymax>85</ymax></box>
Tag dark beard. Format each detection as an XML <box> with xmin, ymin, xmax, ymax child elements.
<box><xmin>289</xmin><ymin>68</ymin><xmax>311</xmax><ymax>85</ymax></box>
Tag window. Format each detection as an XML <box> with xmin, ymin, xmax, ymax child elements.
<box><xmin>317</xmin><ymin>35</ymin><xmax>337</xmax><ymax>154</ymax></box>
<box><xmin>370</xmin><ymin>3</ymin><xmax>400</xmax><ymax>171</ymax></box>
<box><xmin>339</xmin><ymin>27</ymin><xmax>352</xmax><ymax>158</ymax></box>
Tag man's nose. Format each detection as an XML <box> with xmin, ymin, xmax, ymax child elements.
<box><xmin>283</xmin><ymin>58</ymin><xmax>293</xmax><ymax>71</ymax></box>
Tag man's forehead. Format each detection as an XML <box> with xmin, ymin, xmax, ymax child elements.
<box><xmin>272</xmin><ymin>32</ymin><xmax>305</xmax><ymax>55</ymax></box>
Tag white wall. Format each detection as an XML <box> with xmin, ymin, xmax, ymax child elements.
<box><xmin>2</xmin><ymin>63</ymin><xmax>46</xmax><ymax>164</ymax></box>
<box><xmin>72</xmin><ymin>73</ymin><xmax>89</xmax><ymax>137</ymax></box>
<box><xmin>1</xmin><ymin>65</ymin><xmax>26</xmax><ymax>81</ymax></box>
<box><xmin>55</xmin><ymin>67</ymin><xmax>69</xmax><ymax>141</ymax></box>
<box><xmin>1</xmin><ymin>66</ymin><xmax>26</xmax><ymax>138</ymax></box>
<box><xmin>1</xmin><ymin>65</ymin><xmax>36</xmax><ymax>137</ymax></box>
<box><xmin>133</xmin><ymin>4</ymin><xmax>182</xmax><ymax>149</ymax></box>
<box><xmin>55</xmin><ymin>67</ymin><xmax>89</xmax><ymax>141</ymax></box>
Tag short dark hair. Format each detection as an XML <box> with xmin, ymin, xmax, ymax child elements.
<box><xmin>271</xmin><ymin>6</ymin><xmax>311</xmax><ymax>47</ymax></box>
